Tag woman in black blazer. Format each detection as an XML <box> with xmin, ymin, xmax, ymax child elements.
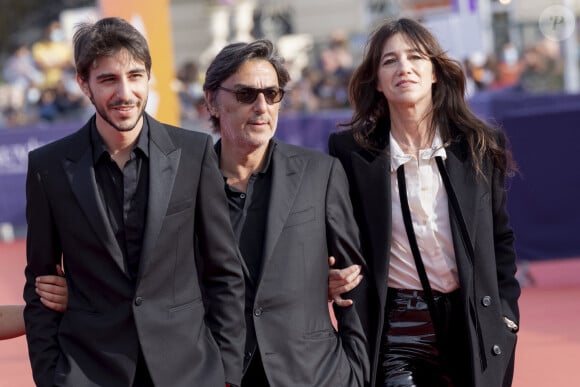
<box><xmin>329</xmin><ymin>18</ymin><xmax>520</xmax><ymax>387</ymax></box>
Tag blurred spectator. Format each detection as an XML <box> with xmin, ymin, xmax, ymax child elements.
<box><xmin>174</xmin><ymin>60</ymin><xmax>216</xmax><ymax>138</ymax></box>
<box><xmin>53</xmin><ymin>78</ymin><xmax>90</xmax><ymax>120</ymax></box>
<box><xmin>35</xmin><ymin>80</ymin><xmax>88</xmax><ymax>123</ymax></box>
<box><xmin>286</xmin><ymin>66</ymin><xmax>320</xmax><ymax>112</ymax></box>
<box><xmin>2</xmin><ymin>43</ymin><xmax>44</xmax><ymax>92</ymax></box>
<box><xmin>313</xmin><ymin>30</ymin><xmax>353</xmax><ymax>109</ymax></box>
<box><xmin>0</xmin><ymin>43</ymin><xmax>44</xmax><ymax>126</ymax></box>
<box><xmin>31</xmin><ymin>20</ymin><xmax>73</xmax><ymax>89</ymax></box>
<box><xmin>0</xmin><ymin>85</ymin><xmax>27</xmax><ymax>126</ymax></box>
<box><xmin>466</xmin><ymin>51</ymin><xmax>495</xmax><ymax>92</ymax></box>
<box><xmin>175</xmin><ymin>60</ymin><xmax>205</xmax><ymax>124</ymax></box>
<box><xmin>314</xmin><ymin>72</ymin><xmax>347</xmax><ymax>109</ymax></box>
<box><xmin>518</xmin><ymin>40</ymin><xmax>564</xmax><ymax>93</ymax></box>
<box><xmin>491</xmin><ymin>42</ymin><xmax>523</xmax><ymax>89</ymax></box>
<box><xmin>319</xmin><ymin>30</ymin><xmax>353</xmax><ymax>75</ymax></box>
<box><xmin>37</xmin><ymin>88</ymin><xmax>59</xmax><ymax>122</ymax></box>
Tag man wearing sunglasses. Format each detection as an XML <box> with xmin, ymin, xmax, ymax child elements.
<box><xmin>203</xmin><ymin>39</ymin><xmax>369</xmax><ymax>387</ymax></box>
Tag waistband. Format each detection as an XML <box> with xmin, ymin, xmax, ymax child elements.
<box><xmin>387</xmin><ymin>287</ymin><xmax>460</xmax><ymax>301</ymax></box>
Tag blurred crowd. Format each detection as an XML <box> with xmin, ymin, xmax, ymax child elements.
<box><xmin>0</xmin><ymin>20</ymin><xmax>91</xmax><ymax>128</ymax></box>
<box><xmin>0</xmin><ymin>20</ymin><xmax>567</xmax><ymax>131</ymax></box>
<box><xmin>463</xmin><ymin>39</ymin><xmax>564</xmax><ymax>97</ymax></box>
<box><xmin>176</xmin><ymin>30</ymin><xmax>355</xmax><ymax>132</ymax></box>
<box><xmin>173</xmin><ymin>32</ymin><xmax>568</xmax><ymax>131</ymax></box>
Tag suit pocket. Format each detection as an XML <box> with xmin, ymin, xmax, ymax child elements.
<box><xmin>303</xmin><ymin>328</ymin><xmax>336</xmax><ymax>341</ymax></box>
<box><xmin>166</xmin><ymin>198</ymin><xmax>193</xmax><ymax>216</ymax></box>
<box><xmin>168</xmin><ymin>297</ymin><xmax>202</xmax><ymax>314</ymax></box>
<box><xmin>284</xmin><ymin>206</ymin><xmax>315</xmax><ymax>228</ymax></box>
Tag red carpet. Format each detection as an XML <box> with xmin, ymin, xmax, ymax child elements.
<box><xmin>0</xmin><ymin>240</ymin><xmax>32</xmax><ymax>387</ymax></box>
<box><xmin>1</xmin><ymin>239</ymin><xmax>579</xmax><ymax>386</ymax></box>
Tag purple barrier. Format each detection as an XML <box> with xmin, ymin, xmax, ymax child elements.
<box><xmin>2</xmin><ymin>99</ymin><xmax>579</xmax><ymax>261</ymax></box>
<box><xmin>276</xmin><ymin>109</ymin><xmax>352</xmax><ymax>152</ymax></box>
<box><xmin>0</xmin><ymin>122</ymin><xmax>79</xmax><ymax>230</ymax></box>
<box><xmin>276</xmin><ymin>104</ymin><xmax>580</xmax><ymax>262</ymax></box>
<box><xmin>501</xmin><ymin>106</ymin><xmax>580</xmax><ymax>262</ymax></box>
<box><xmin>0</xmin><ymin>112</ymin><xmax>347</xmax><ymax>232</ymax></box>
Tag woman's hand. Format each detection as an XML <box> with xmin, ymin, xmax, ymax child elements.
<box><xmin>36</xmin><ymin>265</ymin><xmax>68</xmax><ymax>313</ymax></box>
<box><xmin>328</xmin><ymin>256</ymin><xmax>363</xmax><ymax>307</ymax></box>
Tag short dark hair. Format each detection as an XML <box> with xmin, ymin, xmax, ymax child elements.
<box><xmin>73</xmin><ymin>17</ymin><xmax>152</xmax><ymax>82</ymax></box>
<box><xmin>203</xmin><ymin>39</ymin><xmax>290</xmax><ymax>132</ymax></box>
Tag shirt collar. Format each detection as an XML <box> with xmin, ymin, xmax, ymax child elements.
<box><xmin>90</xmin><ymin>114</ymin><xmax>149</xmax><ymax>165</ymax></box>
<box><xmin>214</xmin><ymin>139</ymin><xmax>276</xmax><ymax>178</ymax></box>
<box><xmin>135</xmin><ymin>116</ymin><xmax>150</xmax><ymax>158</ymax></box>
<box><xmin>389</xmin><ymin>128</ymin><xmax>447</xmax><ymax>172</ymax></box>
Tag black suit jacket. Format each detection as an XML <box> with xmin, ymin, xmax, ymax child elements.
<box><xmin>241</xmin><ymin>139</ymin><xmax>369</xmax><ymax>386</ymax></box>
<box><xmin>24</xmin><ymin>114</ymin><xmax>245</xmax><ymax>387</ymax></box>
<box><xmin>329</xmin><ymin>128</ymin><xmax>520</xmax><ymax>387</ymax></box>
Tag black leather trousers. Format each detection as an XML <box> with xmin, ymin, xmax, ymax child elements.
<box><xmin>380</xmin><ymin>288</ymin><xmax>470</xmax><ymax>387</ymax></box>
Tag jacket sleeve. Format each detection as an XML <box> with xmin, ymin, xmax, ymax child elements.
<box><xmin>194</xmin><ymin>137</ymin><xmax>246</xmax><ymax>387</ymax></box>
<box><xmin>23</xmin><ymin>150</ymin><xmax>63</xmax><ymax>387</ymax></box>
<box><xmin>325</xmin><ymin>157</ymin><xmax>370</xmax><ymax>387</ymax></box>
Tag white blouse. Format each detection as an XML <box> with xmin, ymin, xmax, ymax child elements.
<box><xmin>387</xmin><ymin>130</ymin><xmax>460</xmax><ymax>293</ymax></box>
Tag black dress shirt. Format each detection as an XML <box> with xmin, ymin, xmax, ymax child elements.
<box><xmin>90</xmin><ymin>117</ymin><xmax>150</xmax><ymax>284</ymax></box>
<box><xmin>216</xmin><ymin>140</ymin><xmax>274</xmax><ymax>283</ymax></box>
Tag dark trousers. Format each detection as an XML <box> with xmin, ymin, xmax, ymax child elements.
<box><xmin>242</xmin><ymin>350</ymin><xmax>270</xmax><ymax>387</ymax></box>
<box><xmin>132</xmin><ymin>347</ymin><xmax>154</xmax><ymax>387</ymax></box>
<box><xmin>380</xmin><ymin>288</ymin><xmax>470</xmax><ymax>387</ymax></box>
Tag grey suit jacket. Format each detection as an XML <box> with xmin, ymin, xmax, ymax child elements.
<box><xmin>329</xmin><ymin>127</ymin><xmax>520</xmax><ymax>387</ymax></box>
<box><xmin>241</xmin><ymin>139</ymin><xmax>369</xmax><ymax>387</ymax></box>
<box><xmin>24</xmin><ymin>114</ymin><xmax>245</xmax><ymax>387</ymax></box>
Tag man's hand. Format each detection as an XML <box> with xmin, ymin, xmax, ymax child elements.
<box><xmin>36</xmin><ymin>265</ymin><xmax>68</xmax><ymax>312</ymax></box>
<box><xmin>328</xmin><ymin>256</ymin><xmax>363</xmax><ymax>307</ymax></box>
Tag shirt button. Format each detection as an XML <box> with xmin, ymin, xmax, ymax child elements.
<box><xmin>240</xmin><ymin>193</ymin><xmax>246</xmax><ymax>199</ymax></box>
<box><xmin>481</xmin><ymin>296</ymin><xmax>492</xmax><ymax>307</ymax></box>
<box><xmin>254</xmin><ymin>307</ymin><xmax>263</xmax><ymax>317</ymax></box>
<box><xmin>492</xmin><ymin>345</ymin><xmax>502</xmax><ymax>355</ymax></box>
<box><xmin>135</xmin><ymin>297</ymin><xmax>144</xmax><ymax>306</ymax></box>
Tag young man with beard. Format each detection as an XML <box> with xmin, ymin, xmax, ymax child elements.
<box><xmin>23</xmin><ymin>17</ymin><xmax>245</xmax><ymax>387</ymax></box>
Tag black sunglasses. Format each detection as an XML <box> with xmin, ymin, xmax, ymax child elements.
<box><xmin>218</xmin><ymin>86</ymin><xmax>285</xmax><ymax>105</ymax></box>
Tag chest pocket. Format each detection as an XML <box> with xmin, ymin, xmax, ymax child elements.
<box><xmin>166</xmin><ymin>198</ymin><xmax>193</xmax><ymax>216</ymax></box>
<box><xmin>284</xmin><ymin>206</ymin><xmax>315</xmax><ymax>228</ymax></box>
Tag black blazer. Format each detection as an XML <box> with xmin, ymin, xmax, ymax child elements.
<box><xmin>241</xmin><ymin>139</ymin><xmax>369</xmax><ymax>386</ymax></box>
<box><xmin>329</xmin><ymin>128</ymin><xmax>520</xmax><ymax>387</ymax></box>
<box><xmin>24</xmin><ymin>114</ymin><xmax>245</xmax><ymax>387</ymax></box>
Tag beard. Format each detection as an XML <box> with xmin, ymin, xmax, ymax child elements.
<box><xmin>89</xmin><ymin>90</ymin><xmax>148</xmax><ymax>133</ymax></box>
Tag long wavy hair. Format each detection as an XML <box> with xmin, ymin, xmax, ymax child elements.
<box><xmin>343</xmin><ymin>18</ymin><xmax>514</xmax><ymax>176</ymax></box>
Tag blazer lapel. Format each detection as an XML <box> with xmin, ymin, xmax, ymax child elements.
<box><xmin>63</xmin><ymin>127</ymin><xmax>126</xmax><ymax>275</ymax></box>
<box><xmin>444</xmin><ymin>143</ymin><xmax>478</xmax><ymax>261</ymax></box>
<box><xmin>260</xmin><ymin>142</ymin><xmax>305</xmax><ymax>280</ymax></box>
<box><xmin>351</xmin><ymin>149</ymin><xmax>391</xmax><ymax>303</ymax></box>
<box><xmin>139</xmin><ymin>117</ymin><xmax>180</xmax><ymax>279</ymax></box>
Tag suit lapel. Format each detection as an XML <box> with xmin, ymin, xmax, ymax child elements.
<box><xmin>351</xmin><ymin>149</ymin><xmax>391</xmax><ymax>304</ymax></box>
<box><xmin>63</xmin><ymin>126</ymin><xmax>126</xmax><ymax>275</ymax></box>
<box><xmin>260</xmin><ymin>142</ymin><xmax>305</xmax><ymax>280</ymax></box>
<box><xmin>139</xmin><ymin>117</ymin><xmax>180</xmax><ymax>280</ymax></box>
<box><xmin>444</xmin><ymin>143</ymin><xmax>478</xmax><ymax>260</ymax></box>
